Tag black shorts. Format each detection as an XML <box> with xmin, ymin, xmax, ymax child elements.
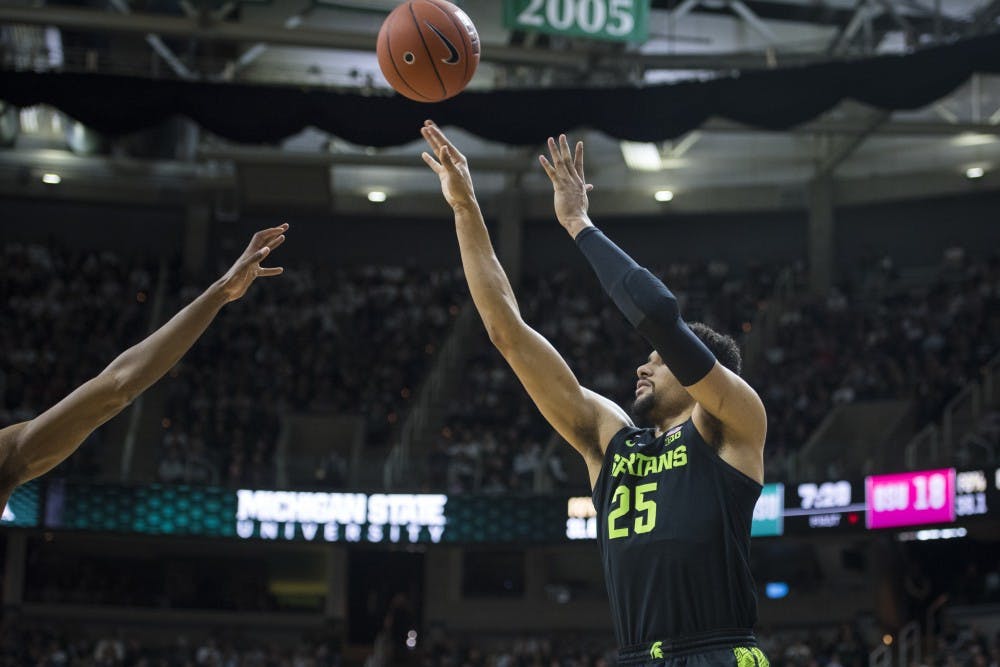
<box><xmin>617</xmin><ymin>632</ymin><xmax>769</xmax><ymax>666</ymax></box>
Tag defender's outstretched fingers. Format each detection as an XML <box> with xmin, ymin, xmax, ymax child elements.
<box><xmin>267</xmin><ymin>235</ymin><xmax>286</xmax><ymax>252</ymax></box>
<box><xmin>236</xmin><ymin>246</ymin><xmax>270</xmax><ymax>272</ymax></box>
<box><xmin>257</xmin><ymin>266</ymin><xmax>284</xmax><ymax>277</ymax></box>
<box><xmin>575</xmin><ymin>141</ymin><xmax>587</xmax><ymax>182</ymax></box>
<box><xmin>253</xmin><ymin>224</ymin><xmax>288</xmax><ymax>247</ymax></box>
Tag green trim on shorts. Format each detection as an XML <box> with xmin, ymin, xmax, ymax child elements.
<box><xmin>733</xmin><ymin>646</ymin><xmax>769</xmax><ymax>667</ymax></box>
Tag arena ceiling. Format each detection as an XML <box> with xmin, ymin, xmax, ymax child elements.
<box><xmin>0</xmin><ymin>0</ymin><xmax>999</xmax><ymax>214</ymax></box>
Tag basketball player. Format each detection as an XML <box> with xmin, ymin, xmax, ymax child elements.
<box><xmin>0</xmin><ymin>224</ymin><xmax>288</xmax><ymax>513</ymax></box>
<box><xmin>421</xmin><ymin>121</ymin><xmax>768</xmax><ymax>667</ymax></box>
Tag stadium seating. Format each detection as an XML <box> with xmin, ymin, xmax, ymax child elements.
<box><xmin>3</xmin><ymin>238</ymin><xmax>997</xmax><ymax>493</ymax></box>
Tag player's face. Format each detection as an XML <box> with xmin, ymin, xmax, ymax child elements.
<box><xmin>632</xmin><ymin>351</ymin><xmax>691</xmax><ymax>426</ymax></box>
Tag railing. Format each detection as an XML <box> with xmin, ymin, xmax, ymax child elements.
<box><xmin>119</xmin><ymin>258</ymin><xmax>169</xmax><ymax>481</ymax></box>
<box><xmin>904</xmin><ymin>352</ymin><xmax>1000</xmax><ymax>470</ymax></box>
<box><xmin>384</xmin><ymin>302</ymin><xmax>479</xmax><ymax>489</ymax></box>
<box><xmin>904</xmin><ymin>423</ymin><xmax>940</xmax><ymax>469</ymax></box>
<box><xmin>743</xmin><ymin>265</ymin><xmax>801</xmax><ymax>377</ymax></box>
<box><xmin>924</xmin><ymin>594</ymin><xmax>949</xmax><ymax>656</ymax></box>
<box><xmin>869</xmin><ymin>643</ymin><xmax>892</xmax><ymax>667</ymax></box>
<box><xmin>942</xmin><ymin>383</ymin><xmax>981</xmax><ymax>453</ymax></box>
<box><xmin>898</xmin><ymin>620</ymin><xmax>921</xmax><ymax>667</ymax></box>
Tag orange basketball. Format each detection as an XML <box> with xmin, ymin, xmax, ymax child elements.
<box><xmin>376</xmin><ymin>0</ymin><xmax>481</xmax><ymax>103</ymax></box>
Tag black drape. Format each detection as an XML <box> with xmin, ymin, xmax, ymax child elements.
<box><xmin>1</xmin><ymin>32</ymin><xmax>998</xmax><ymax>147</ymax></box>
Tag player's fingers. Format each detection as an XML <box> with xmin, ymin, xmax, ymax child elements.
<box><xmin>438</xmin><ymin>145</ymin><xmax>452</xmax><ymax>166</ymax></box>
<box><xmin>421</xmin><ymin>152</ymin><xmax>443</xmax><ymax>173</ymax></box>
<box><xmin>420</xmin><ymin>125</ymin><xmax>445</xmax><ymax>154</ymax></box>
<box><xmin>586</xmin><ymin>184</ymin><xmax>594</xmax><ymax>192</ymax></box>
<box><xmin>547</xmin><ymin>137</ymin><xmax>560</xmax><ymax>166</ymax></box>
<box><xmin>575</xmin><ymin>141</ymin><xmax>586</xmax><ymax>180</ymax></box>
<box><xmin>440</xmin><ymin>145</ymin><xmax>464</xmax><ymax>170</ymax></box>
<box><xmin>538</xmin><ymin>155</ymin><xmax>556</xmax><ymax>179</ymax></box>
<box><xmin>256</xmin><ymin>223</ymin><xmax>288</xmax><ymax>239</ymax></box>
<box><xmin>257</xmin><ymin>267</ymin><xmax>284</xmax><ymax>277</ymax></box>
<box><xmin>267</xmin><ymin>234</ymin><xmax>286</xmax><ymax>252</ymax></box>
<box><xmin>424</xmin><ymin>121</ymin><xmax>459</xmax><ymax>152</ymax></box>
<box><xmin>239</xmin><ymin>246</ymin><xmax>270</xmax><ymax>269</ymax></box>
<box><xmin>252</xmin><ymin>224</ymin><xmax>288</xmax><ymax>250</ymax></box>
<box><xmin>559</xmin><ymin>134</ymin><xmax>573</xmax><ymax>165</ymax></box>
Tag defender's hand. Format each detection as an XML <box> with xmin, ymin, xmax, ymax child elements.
<box><xmin>218</xmin><ymin>224</ymin><xmax>287</xmax><ymax>303</ymax></box>
<box><xmin>421</xmin><ymin>120</ymin><xmax>477</xmax><ymax>211</ymax></box>
<box><xmin>539</xmin><ymin>134</ymin><xmax>594</xmax><ymax>238</ymax></box>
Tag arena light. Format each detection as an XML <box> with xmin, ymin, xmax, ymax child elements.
<box><xmin>965</xmin><ymin>166</ymin><xmax>985</xmax><ymax>179</ymax></box>
<box><xmin>654</xmin><ymin>190</ymin><xmax>674</xmax><ymax>202</ymax></box>
<box><xmin>41</xmin><ymin>173</ymin><xmax>61</xmax><ymax>185</ymax></box>
<box><xmin>621</xmin><ymin>142</ymin><xmax>662</xmax><ymax>171</ymax></box>
<box><xmin>367</xmin><ymin>190</ymin><xmax>387</xmax><ymax>203</ymax></box>
<box><xmin>953</xmin><ymin>133</ymin><xmax>996</xmax><ymax>147</ymax></box>
<box><xmin>765</xmin><ymin>582</ymin><xmax>789</xmax><ymax>599</ymax></box>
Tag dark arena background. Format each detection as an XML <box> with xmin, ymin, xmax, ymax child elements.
<box><xmin>1</xmin><ymin>1</ymin><xmax>1000</xmax><ymax>665</ymax></box>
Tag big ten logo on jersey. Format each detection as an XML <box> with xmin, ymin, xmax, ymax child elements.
<box><xmin>612</xmin><ymin>427</ymin><xmax>686</xmax><ymax>479</ymax></box>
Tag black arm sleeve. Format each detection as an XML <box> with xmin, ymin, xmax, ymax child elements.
<box><xmin>575</xmin><ymin>226</ymin><xmax>716</xmax><ymax>387</ymax></box>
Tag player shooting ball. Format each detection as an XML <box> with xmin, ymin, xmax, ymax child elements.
<box><xmin>422</xmin><ymin>120</ymin><xmax>769</xmax><ymax>667</ymax></box>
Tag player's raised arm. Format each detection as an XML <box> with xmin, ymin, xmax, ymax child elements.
<box><xmin>0</xmin><ymin>225</ymin><xmax>289</xmax><ymax>500</ymax></box>
<box><xmin>540</xmin><ymin>135</ymin><xmax>766</xmax><ymax>481</ymax></box>
<box><xmin>421</xmin><ymin>121</ymin><xmax>628</xmax><ymax>485</ymax></box>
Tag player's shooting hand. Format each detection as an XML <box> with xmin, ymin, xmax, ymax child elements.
<box><xmin>539</xmin><ymin>134</ymin><xmax>594</xmax><ymax>238</ymax></box>
<box><xmin>421</xmin><ymin>120</ymin><xmax>477</xmax><ymax>212</ymax></box>
<box><xmin>218</xmin><ymin>224</ymin><xmax>287</xmax><ymax>303</ymax></box>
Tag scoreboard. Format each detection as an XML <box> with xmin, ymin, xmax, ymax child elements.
<box><xmin>865</xmin><ymin>469</ymin><xmax>955</xmax><ymax>529</ymax></box>
<box><xmin>1</xmin><ymin>465</ymin><xmax>998</xmax><ymax>544</ymax></box>
<box><xmin>566</xmin><ymin>465</ymin><xmax>998</xmax><ymax>540</ymax></box>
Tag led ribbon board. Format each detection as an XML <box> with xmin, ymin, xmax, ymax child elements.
<box><xmin>751</xmin><ymin>483</ymin><xmax>784</xmax><ymax>537</ymax></box>
<box><xmin>0</xmin><ymin>480</ymin><xmax>40</xmax><ymax>527</ymax></box>
<box><xmin>865</xmin><ymin>468</ymin><xmax>956</xmax><ymax>529</ymax></box>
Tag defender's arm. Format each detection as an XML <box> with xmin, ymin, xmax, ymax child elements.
<box><xmin>0</xmin><ymin>225</ymin><xmax>288</xmax><ymax>494</ymax></box>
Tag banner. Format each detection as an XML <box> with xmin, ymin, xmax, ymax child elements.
<box><xmin>503</xmin><ymin>0</ymin><xmax>650</xmax><ymax>43</ymax></box>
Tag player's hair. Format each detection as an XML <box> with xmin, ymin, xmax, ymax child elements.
<box><xmin>688</xmin><ymin>322</ymin><xmax>742</xmax><ymax>376</ymax></box>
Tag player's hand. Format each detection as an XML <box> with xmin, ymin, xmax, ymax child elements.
<box><xmin>421</xmin><ymin>120</ymin><xmax>477</xmax><ymax>211</ymax></box>
<box><xmin>218</xmin><ymin>224</ymin><xmax>287</xmax><ymax>303</ymax></box>
<box><xmin>539</xmin><ymin>134</ymin><xmax>594</xmax><ymax>238</ymax></box>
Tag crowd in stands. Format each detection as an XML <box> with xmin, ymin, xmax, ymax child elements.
<box><xmin>3</xmin><ymin>618</ymin><xmax>997</xmax><ymax>666</ymax></box>
<box><xmin>959</xmin><ymin>410</ymin><xmax>1000</xmax><ymax>468</ymax></box>
<box><xmin>435</xmin><ymin>251</ymin><xmax>1000</xmax><ymax>492</ymax></box>
<box><xmin>0</xmin><ymin>621</ymin><xmax>343</xmax><ymax>667</ymax></box>
<box><xmin>0</xmin><ymin>242</ymin><xmax>155</xmax><ymax>481</ymax></box>
<box><xmin>4</xmin><ymin>236</ymin><xmax>999</xmax><ymax>494</ymax></box>
<box><xmin>156</xmin><ymin>262</ymin><xmax>465</xmax><ymax>489</ymax></box>
<box><xmin>759</xmin><ymin>252</ymin><xmax>1000</xmax><ymax>480</ymax></box>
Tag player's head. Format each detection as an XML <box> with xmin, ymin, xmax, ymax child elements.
<box><xmin>632</xmin><ymin>322</ymin><xmax>741</xmax><ymax>427</ymax></box>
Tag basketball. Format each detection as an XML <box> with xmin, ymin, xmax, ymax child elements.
<box><xmin>376</xmin><ymin>0</ymin><xmax>481</xmax><ymax>103</ymax></box>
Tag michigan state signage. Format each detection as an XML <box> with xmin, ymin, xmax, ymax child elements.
<box><xmin>503</xmin><ymin>0</ymin><xmax>651</xmax><ymax>44</ymax></box>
